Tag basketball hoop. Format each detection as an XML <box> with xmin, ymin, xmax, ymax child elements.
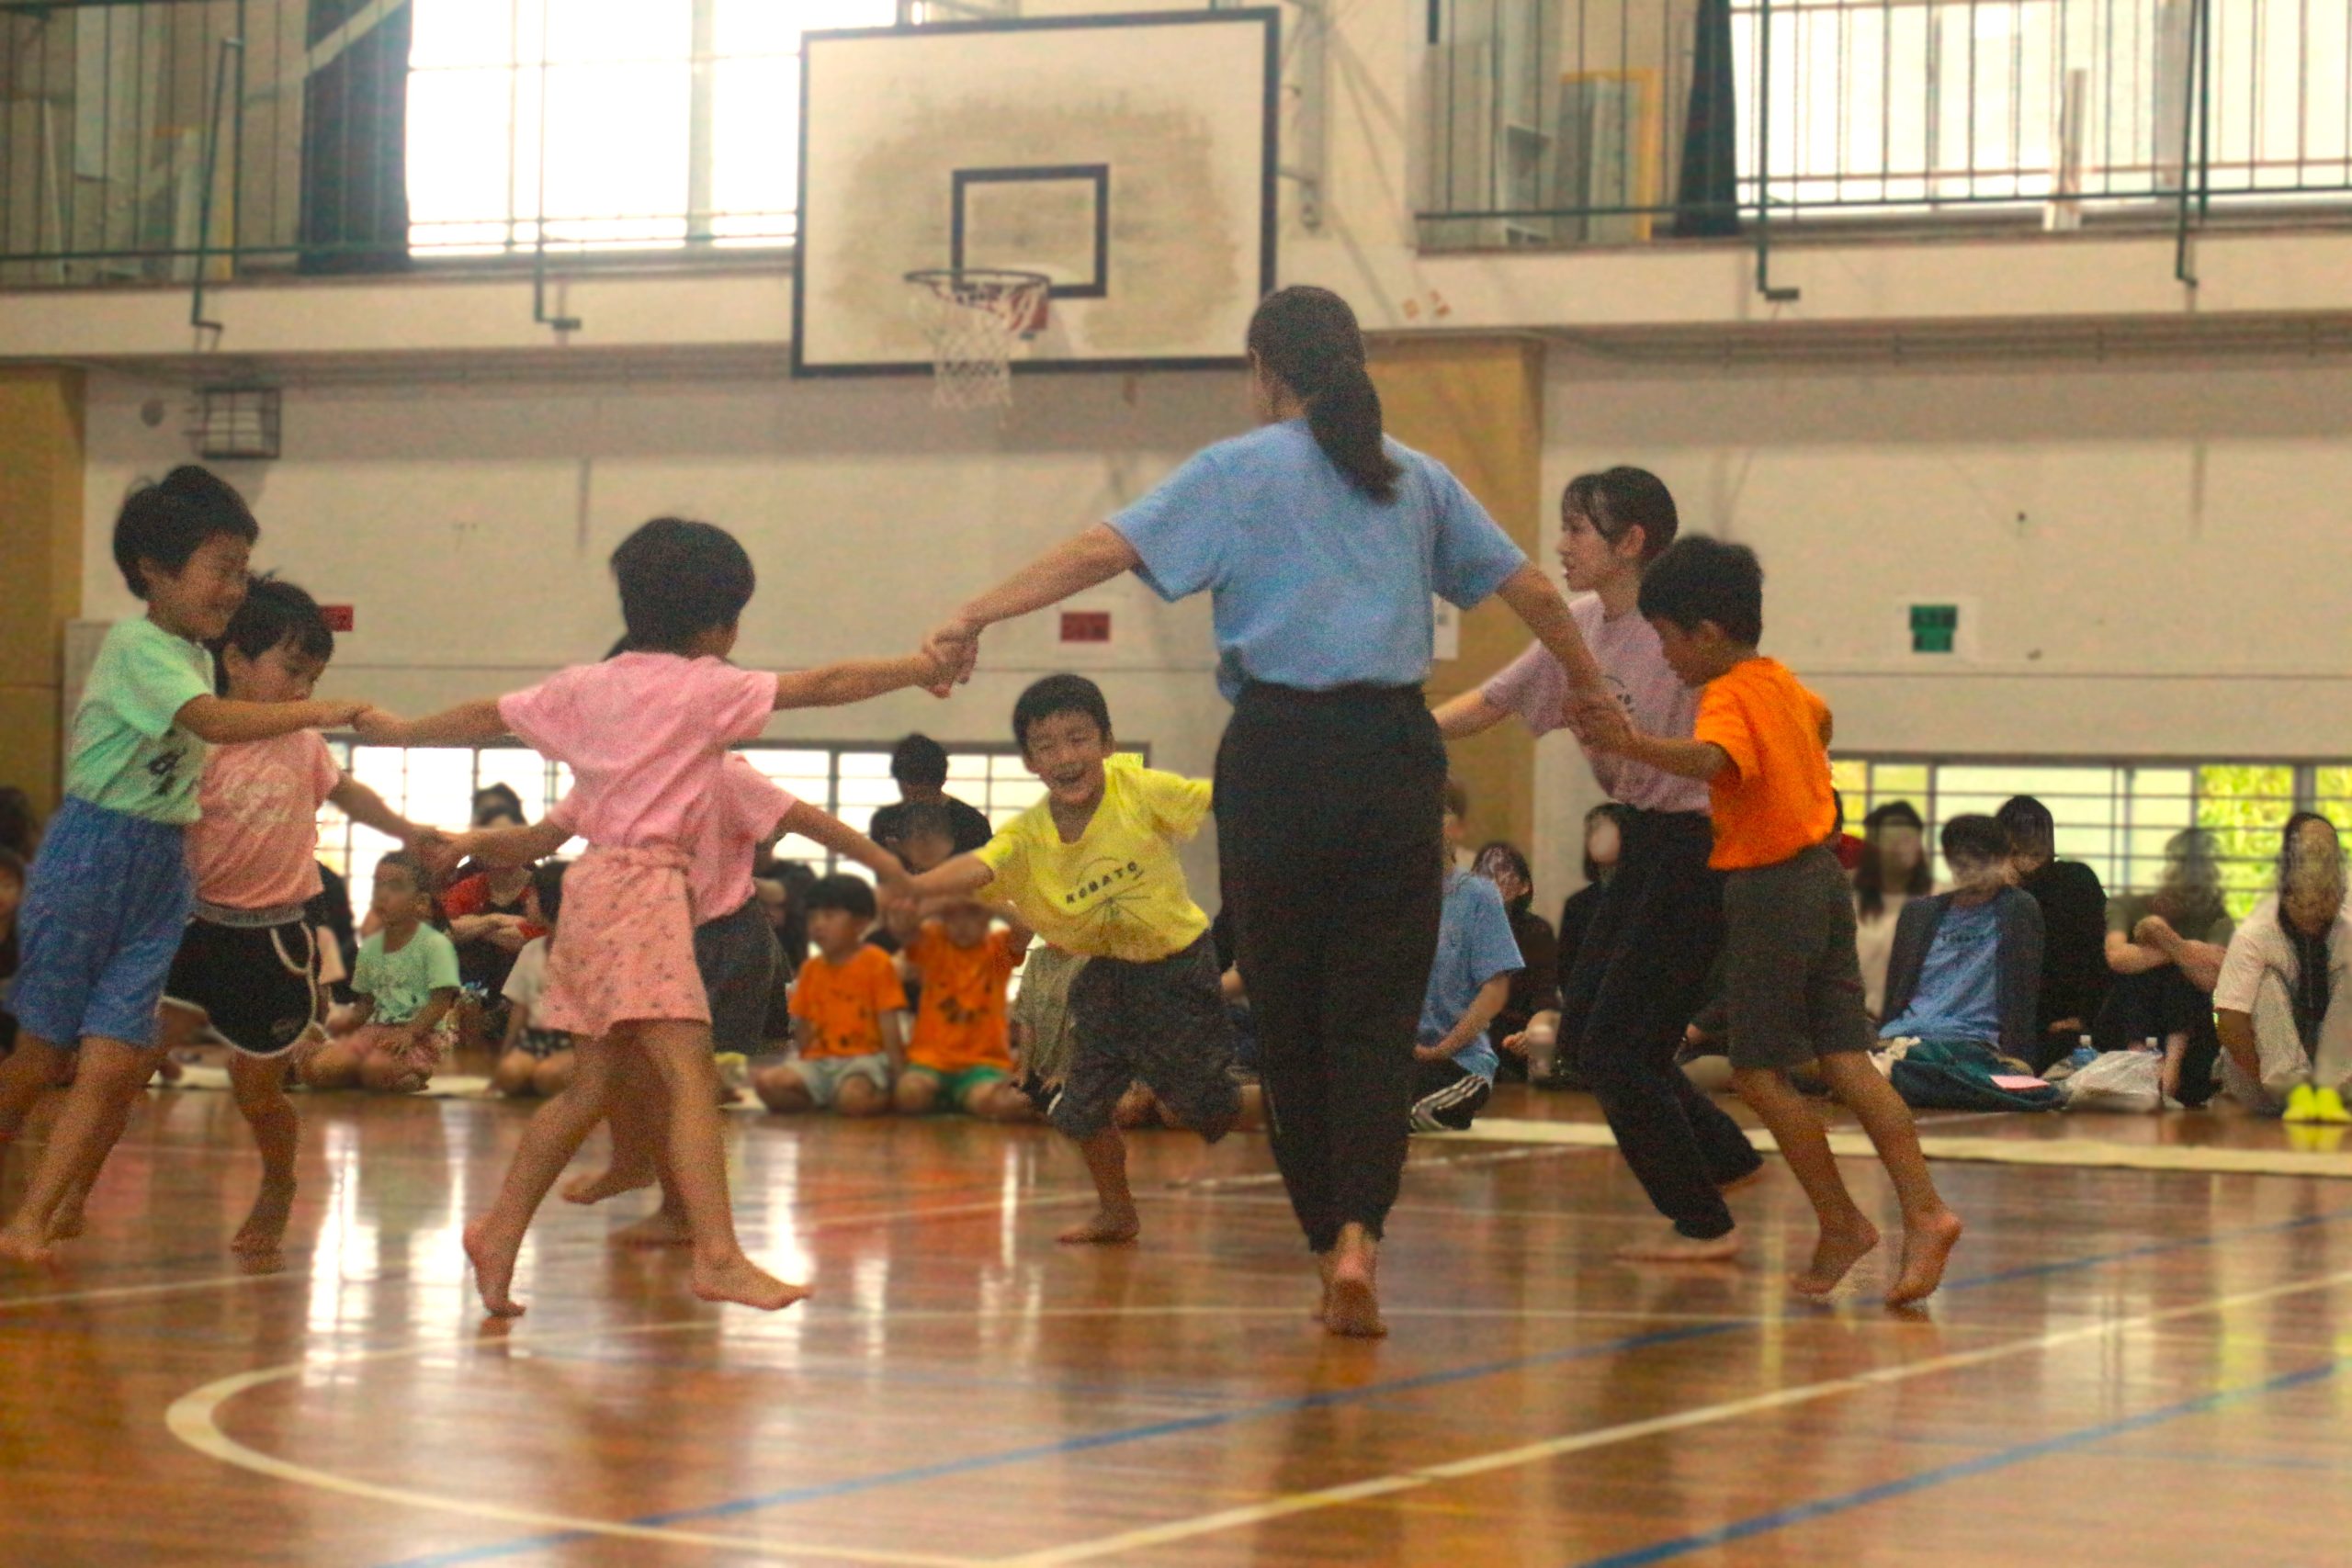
<box><xmin>903</xmin><ymin>268</ymin><xmax>1052</xmax><ymax>411</ymax></box>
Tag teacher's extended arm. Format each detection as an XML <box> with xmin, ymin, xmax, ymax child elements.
<box><xmin>924</xmin><ymin>524</ymin><xmax>1142</xmax><ymax>677</ymax></box>
<box><xmin>1493</xmin><ymin>561</ymin><xmax>1609</xmax><ymax>704</ymax></box>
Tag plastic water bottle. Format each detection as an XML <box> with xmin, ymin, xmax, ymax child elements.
<box><xmin>2067</xmin><ymin>1033</ymin><xmax>2098</xmax><ymax>1071</ymax></box>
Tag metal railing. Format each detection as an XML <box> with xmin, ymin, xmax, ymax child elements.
<box><xmin>0</xmin><ymin>0</ymin><xmax>810</xmax><ymax>297</ymax></box>
<box><xmin>1419</xmin><ymin>0</ymin><xmax>2352</xmax><ymax>264</ymax></box>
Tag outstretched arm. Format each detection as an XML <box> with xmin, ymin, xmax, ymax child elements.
<box><xmin>773</xmin><ymin>653</ymin><xmax>951</xmax><ymax>711</ymax></box>
<box><xmin>925</xmin><ymin>524</ymin><xmax>1140</xmax><ymax>675</ymax></box>
<box><xmin>776</xmin><ymin>801</ymin><xmax>910</xmax><ymax>897</ymax></box>
<box><xmin>1494</xmin><ymin>562</ymin><xmax>1610</xmax><ymax>702</ymax></box>
<box><xmin>1434</xmin><ymin>689</ymin><xmax>1513</xmax><ymax>741</ymax></box>
<box><xmin>327</xmin><ymin>774</ymin><xmax>429</xmax><ymax>845</ymax></box>
<box><xmin>177</xmin><ymin>694</ymin><xmax>369</xmax><ymax>746</ymax></box>
<box><xmin>353</xmin><ymin>698</ymin><xmax>509</xmax><ymax>748</ymax></box>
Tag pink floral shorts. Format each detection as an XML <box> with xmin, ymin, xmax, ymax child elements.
<box><xmin>535</xmin><ymin>845</ymin><xmax>709</xmax><ymax>1040</ymax></box>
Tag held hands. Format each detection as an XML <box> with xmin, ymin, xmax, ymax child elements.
<box><xmin>351</xmin><ymin>708</ymin><xmax>410</xmax><ymax>745</ymax></box>
<box><xmin>1571</xmin><ymin>693</ymin><xmax>1636</xmax><ymax>755</ymax></box>
<box><xmin>412</xmin><ymin>829</ymin><xmax>464</xmax><ymax>885</ymax></box>
<box><xmin>922</xmin><ymin>615</ymin><xmax>983</xmax><ymax>687</ymax></box>
<box><xmin>1413</xmin><ymin>1039</ymin><xmax>1458</xmax><ymax>1064</ymax></box>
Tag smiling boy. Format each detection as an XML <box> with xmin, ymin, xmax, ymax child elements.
<box><xmin>899</xmin><ymin>674</ymin><xmax>1240</xmax><ymax>1246</ymax></box>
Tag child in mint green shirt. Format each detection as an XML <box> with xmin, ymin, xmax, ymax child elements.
<box><xmin>0</xmin><ymin>468</ymin><xmax>371</xmax><ymax>1264</ymax></box>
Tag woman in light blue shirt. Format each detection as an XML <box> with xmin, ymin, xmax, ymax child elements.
<box><xmin>927</xmin><ymin>286</ymin><xmax>1604</xmax><ymax>1336</ymax></box>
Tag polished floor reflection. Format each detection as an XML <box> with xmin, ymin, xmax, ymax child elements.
<box><xmin>6</xmin><ymin>1079</ymin><xmax>2351</xmax><ymax>1567</ymax></box>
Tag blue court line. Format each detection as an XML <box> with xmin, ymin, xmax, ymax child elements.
<box><xmin>1571</xmin><ymin>1356</ymin><xmax>2346</xmax><ymax>1567</ymax></box>
<box><xmin>370</xmin><ymin>1200</ymin><xmax>2352</xmax><ymax>1568</ymax></box>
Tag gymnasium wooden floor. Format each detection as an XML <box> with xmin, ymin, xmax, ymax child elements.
<box><xmin>6</xmin><ymin>1075</ymin><xmax>2352</xmax><ymax>1567</ymax></box>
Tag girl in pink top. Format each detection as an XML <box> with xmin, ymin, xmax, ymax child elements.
<box><xmin>361</xmin><ymin>517</ymin><xmax>933</xmax><ymax>1315</ymax></box>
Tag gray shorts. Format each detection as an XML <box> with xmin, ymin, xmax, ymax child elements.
<box><xmin>695</xmin><ymin>897</ymin><xmax>783</xmax><ymax>1056</ymax></box>
<box><xmin>1722</xmin><ymin>844</ymin><xmax>1875</xmax><ymax>1073</ymax></box>
<box><xmin>786</xmin><ymin>1052</ymin><xmax>892</xmax><ymax>1108</ymax></box>
<box><xmin>1053</xmin><ymin>935</ymin><xmax>1241</xmax><ymax>1142</ymax></box>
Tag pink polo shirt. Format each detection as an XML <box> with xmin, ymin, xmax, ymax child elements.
<box><xmin>499</xmin><ymin>652</ymin><xmax>775</xmax><ymax>852</ymax></box>
<box><xmin>550</xmin><ymin>753</ymin><xmax>797</xmax><ymax>924</ymax></box>
<box><xmin>185</xmin><ymin>730</ymin><xmax>342</xmax><ymax>909</ymax></box>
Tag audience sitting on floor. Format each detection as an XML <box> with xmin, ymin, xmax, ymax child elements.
<box><xmin>1472</xmin><ymin>840</ymin><xmax>1556</xmax><ymax>1082</ymax></box>
<box><xmin>1537</xmin><ymin>804</ymin><xmax>1627</xmax><ymax>1087</ymax></box>
<box><xmin>1853</xmin><ymin>800</ymin><xmax>1933</xmax><ymax>1022</ymax></box>
<box><xmin>2214</xmin><ymin>813</ymin><xmax>2352</xmax><ymax>1122</ymax></box>
<box><xmin>1996</xmin><ymin>794</ymin><xmax>2112</xmax><ymax>1072</ymax></box>
<box><xmin>2098</xmin><ymin>827</ymin><xmax>2234</xmax><ymax>1105</ymax></box>
<box><xmin>1877</xmin><ymin>815</ymin><xmax>2046</xmax><ymax>1062</ymax></box>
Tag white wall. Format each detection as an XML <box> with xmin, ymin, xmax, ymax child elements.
<box><xmin>79</xmin><ymin>365</ymin><xmax>1254</xmax><ymax>897</ymax></box>
<box><xmin>1520</xmin><ymin>348</ymin><xmax>2352</xmax><ymax>905</ymax></box>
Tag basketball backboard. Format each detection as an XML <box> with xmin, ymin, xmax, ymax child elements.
<box><xmin>793</xmin><ymin>10</ymin><xmax>1280</xmax><ymax>379</ymax></box>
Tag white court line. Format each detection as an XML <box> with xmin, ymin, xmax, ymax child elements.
<box><xmin>988</xmin><ymin>1266</ymin><xmax>2352</xmax><ymax>1566</ymax></box>
<box><xmin>0</xmin><ymin>1270</ymin><xmax>300</xmax><ymax>1313</ymax></box>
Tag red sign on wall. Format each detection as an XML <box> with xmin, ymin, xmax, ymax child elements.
<box><xmin>320</xmin><ymin>604</ymin><xmax>355</xmax><ymax>632</ymax></box>
<box><xmin>1060</xmin><ymin>611</ymin><xmax>1111</xmax><ymax>644</ymax></box>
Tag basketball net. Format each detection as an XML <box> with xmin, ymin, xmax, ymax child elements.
<box><xmin>903</xmin><ymin>268</ymin><xmax>1051</xmax><ymax>412</ymax></box>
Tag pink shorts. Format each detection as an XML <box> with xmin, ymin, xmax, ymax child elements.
<box><xmin>535</xmin><ymin>845</ymin><xmax>709</xmax><ymax>1040</ymax></box>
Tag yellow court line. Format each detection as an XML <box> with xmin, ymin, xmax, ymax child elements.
<box><xmin>989</xmin><ymin>1266</ymin><xmax>2352</xmax><ymax>1566</ymax></box>
<box><xmin>1442</xmin><ymin>1116</ymin><xmax>2352</xmax><ymax>1180</ymax></box>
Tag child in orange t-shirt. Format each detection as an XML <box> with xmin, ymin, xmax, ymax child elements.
<box><xmin>755</xmin><ymin>874</ymin><xmax>906</xmax><ymax>1117</ymax></box>
<box><xmin>888</xmin><ymin>897</ymin><xmax>1034</xmax><ymax>1122</ymax></box>
<box><xmin>1576</xmin><ymin>536</ymin><xmax>1962</xmax><ymax>1308</ymax></box>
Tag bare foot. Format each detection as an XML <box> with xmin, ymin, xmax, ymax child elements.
<box><xmin>1323</xmin><ymin>1243</ymin><xmax>1386</xmax><ymax>1338</ymax></box>
<box><xmin>1616</xmin><ymin>1229</ymin><xmax>1742</xmax><ymax>1263</ymax></box>
<box><xmin>1791</xmin><ymin>1217</ymin><xmax>1881</xmax><ymax>1297</ymax></box>
<box><xmin>614</xmin><ymin>1209</ymin><xmax>695</xmax><ymax>1248</ymax></box>
<box><xmin>232</xmin><ymin>1181</ymin><xmax>296</xmax><ymax>1256</ymax></box>
<box><xmin>561</xmin><ymin>1165</ymin><xmax>657</xmax><ymax>1207</ymax></box>
<box><xmin>1057</xmin><ymin>1207</ymin><xmax>1141</xmax><ymax>1246</ymax></box>
<box><xmin>690</xmin><ymin>1253</ymin><xmax>809</xmax><ymax>1312</ymax></box>
<box><xmin>46</xmin><ymin>1199</ymin><xmax>87</xmax><ymax>1242</ymax></box>
<box><xmin>0</xmin><ymin>1224</ymin><xmax>56</xmax><ymax>1267</ymax></box>
<box><xmin>465</xmin><ymin>1220</ymin><xmax>527</xmax><ymax>1318</ymax></box>
<box><xmin>1312</xmin><ymin>1252</ymin><xmax>1336</xmax><ymax>1324</ymax></box>
<box><xmin>1886</xmin><ymin>1210</ymin><xmax>1964</xmax><ymax>1307</ymax></box>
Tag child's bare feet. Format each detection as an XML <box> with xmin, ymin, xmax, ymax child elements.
<box><xmin>1886</xmin><ymin>1210</ymin><xmax>1963</xmax><ymax>1306</ymax></box>
<box><xmin>1323</xmin><ymin>1229</ymin><xmax>1385</xmax><ymax>1338</ymax></box>
<box><xmin>0</xmin><ymin>1223</ymin><xmax>57</xmax><ymax>1267</ymax></box>
<box><xmin>561</xmin><ymin>1164</ymin><xmax>657</xmax><ymax>1206</ymax></box>
<box><xmin>232</xmin><ymin>1180</ymin><xmax>296</xmax><ymax>1255</ymax></box>
<box><xmin>690</xmin><ymin>1253</ymin><xmax>808</xmax><ymax>1312</ymax></box>
<box><xmin>465</xmin><ymin>1219</ymin><xmax>527</xmax><ymax>1318</ymax></box>
<box><xmin>1057</xmin><ymin>1206</ymin><xmax>1141</xmax><ymax>1246</ymax></box>
<box><xmin>1791</xmin><ymin>1217</ymin><xmax>1880</xmax><ymax>1297</ymax></box>
<box><xmin>1616</xmin><ymin>1228</ymin><xmax>1741</xmax><ymax>1263</ymax></box>
<box><xmin>614</xmin><ymin>1209</ymin><xmax>694</xmax><ymax>1247</ymax></box>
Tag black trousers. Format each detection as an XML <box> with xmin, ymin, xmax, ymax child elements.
<box><xmin>1561</xmin><ymin>810</ymin><xmax>1762</xmax><ymax>1239</ymax></box>
<box><xmin>1217</xmin><ymin>682</ymin><xmax>1445</xmax><ymax>1255</ymax></box>
<box><xmin>2094</xmin><ymin>965</ymin><xmax>2223</xmax><ymax>1107</ymax></box>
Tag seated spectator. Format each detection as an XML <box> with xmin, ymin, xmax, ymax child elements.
<box><xmin>0</xmin><ymin>845</ymin><xmax>21</xmax><ymax>1058</ymax></box>
<box><xmin>1854</xmin><ymin>801</ymin><xmax>1933</xmax><ymax>1021</ymax></box>
<box><xmin>2097</xmin><ymin>827</ymin><xmax>2234</xmax><ymax>1104</ymax></box>
<box><xmin>305</xmin><ymin>852</ymin><xmax>460</xmax><ymax>1093</ymax></box>
<box><xmin>440</xmin><ymin>840</ymin><xmax>544</xmax><ymax>1053</ymax></box>
<box><xmin>1472</xmin><ymin>840</ymin><xmax>1556</xmax><ymax>1082</ymax></box>
<box><xmin>310</xmin><ymin>861</ymin><xmax>359</xmax><ymax>1009</ymax></box>
<box><xmin>1996</xmin><ymin>795</ymin><xmax>2111</xmax><ymax>1070</ymax></box>
<box><xmin>868</xmin><ymin>734</ymin><xmax>993</xmax><ymax>859</ymax></box>
<box><xmin>469</xmin><ymin>784</ymin><xmax>526</xmax><ymax>829</ymax></box>
<box><xmin>490</xmin><ymin>863</ymin><xmax>573</xmax><ymax>1099</ymax></box>
<box><xmin>1536</xmin><ymin>804</ymin><xmax>1628</xmax><ymax>1087</ymax></box>
<box><xmin>1878</xmin><ymin>815</ymin><xmax>2046</xmax><ymax>1062</ymax></box>
<box><xmin>754</xmin><ymin>874</ymin><xmax>906</xmax><ymax>1117</ymax></box>
<box><xmin>0</xmin><ymin>786</ymin><xmax>40</xmax><ymax>862</ymax></box>
<box><xmin>1410</xmin><ymin>782</ymin><xmax>1524</xmax><ymax>1133</ymax></box>
<box><xmin>2214</xmin><ymin>813</ymin><xmax>2352</xmax><ymax>1122</ymax></box>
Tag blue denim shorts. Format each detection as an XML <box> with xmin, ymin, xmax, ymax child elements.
<box><xmin>11</xmin><ymin>796</ymin><xmax>195</xmax><ymax>1051</ymax></box>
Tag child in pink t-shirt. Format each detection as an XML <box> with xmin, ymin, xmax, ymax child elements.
<box><xmin>446</xmin><ymin>750</ymin><xmax>908</xmax><ymax>1247</ymax></box>
<box><xmin>363</xmin><ymin>517</ymin><xmax>932</xmax><ymax>1315</ymax></box>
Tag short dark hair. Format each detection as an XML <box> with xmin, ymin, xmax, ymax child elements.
<box><xmin>1564</xmin><ymin>467</ymin><xmax>1680</xmax><ymax>562</ymax></box>
<box><xmin>806</xmin><ymin>873</ymin><xmax>877</xmax><ymax>922</ymax></box>
<box><xmin>1940</xmin><ymin>814</ymin><xmax>2011</xmax><ymax>868</ymax></box>
<box><xmin>1995</xmin><ymin>795</ymin><xmax>2055</xmax><ymax>863</ymax></box>
<box><xmin>610</xmin><ymin>517</ymin><xmax>755</xmax><ymax>654</ymax></box>
<box><xmin>113</xmin><ymin>465</ymin><xmax>259</xmax><ymax>598</ymax></box>
<box><xmin>1012</xmin><ymin>674</ymin><xmax>1114</xmax><ymax>752</ymax></box>
<box><xmin>530</xmin><ymin>861</ymin><xmax>568</xmax><ymax>924</ymax></box>
<box><xmin>375</xmin><ymin>851</ymin><xmax>427</xmax><ymax>890</ymax></box>
<box><xmin>1636</xmin><ymin>535</ymin><xmax>1764</xmax><ymax>645</ymax></box>
<box><xmin>212</xmin><ymin>574</ymin><xmax>334</xmax><ymax>695</ymax></box>
<box><xmin>890</xmin><ymin>734</ymin><xmax>950</xmax><ymax>788</ymax></box>
<box><xmin>1443</xmin><ymin>778</ymin><xmax>1470</xmax><ymax>819</ymax></box>
<box><xmin>898</xmin><ymin>802</ymin><xmax>956</xmax><ymax>846</ymax></box>
<box><xmin>0</xmin><ymin>844</ymin><xmax>24</xmax><ymax>886</ymax></box>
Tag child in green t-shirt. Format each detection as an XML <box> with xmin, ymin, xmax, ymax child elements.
<box><xmin>0</xmin><ymin>468</ymin><xmax>371</xmax><ymax>1264</ymax></box>
<box><xmin>304</xmin><ymin>854</ymin><xmax>462</xmax><ymax>1095</ymax></box>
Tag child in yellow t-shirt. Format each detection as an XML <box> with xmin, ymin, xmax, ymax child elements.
<box><xmin>901</xmin><ymin>674</ymin><xmax>1240</xmax><ymax>1246</ymax></box>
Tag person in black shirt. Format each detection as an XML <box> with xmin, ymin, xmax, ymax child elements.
<box><xmin>867</xmin><ymin>734</ymin><xmax>993</xmax><ymax>858</ymax></box>
<box><xmin>1996</xmin><ymin>795</ymin><xmax>2110</xmax><ymax>1071</ymax></box>
<box><xmin>1472</xmin><ymin>841</ymin><xmax>1556</xmax><ymax>1080</ymax></box>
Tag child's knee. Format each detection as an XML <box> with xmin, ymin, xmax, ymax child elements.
<box><xmin>532</xmin><ymin>1054</ymin><xmax>576</xmax><ymax>1098</ymax></box>
<box><xmin>755</xmin><ymin>1066</ymin><xmax>813</xmax><ymax>1114</ymax></box>
<box><xmin>1113</xmin><ymin>1084</ymin><xmax>1160</xmax><ymax>1129</ymax></box>
<box><xmin>356</xmin><ymin>1054</ymin><xmax>418</xmax><ymax>1094</ymax></box>
<box><xmin>836</xmin><ymin>1077</ymin><xmax>888</xmax><ymax>1117</ymax></box>
<box><xmin>227</xmin><ymin>1056</ymin><xmax>292</xmax><ymax>1112</ymax></box>
<box><xmin>491</xmin><ymin>1053</ymin><xmax>538</xmax><ymax>1096</ymax></box>
<box><xmin>978</xmin><ymin>1083</ymin><xmax>1034</xmax><ymax>1122</ymax></box>
<box><xmin>300</xmin><ymin>1045</ymin><xmax>357</xmax><ymax>1089</ymax></box>
<box><xmin>895</xmin><ymin>1075</ymin><xmax>939</xmax><ymax>1115</ymax></box>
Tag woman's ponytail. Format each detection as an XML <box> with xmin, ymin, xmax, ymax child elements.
<box><xmin>1247</xmin><ymin>286</ymin><xmax>1402</xmax><ymax>502</ymax></box>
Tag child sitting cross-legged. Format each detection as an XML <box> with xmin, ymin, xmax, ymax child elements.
<box><xmin>303</xmin><ymin>852</ymin><xmax>459</xmax><ymax>1093</ymax></box>
<box><xmin>490</xmin><ymin>863</ymin><xmax>574</xmax><ymax>1099</ymax></box>
<box><xmin>897</xmin><ymin>674</ymin><xmax>1241</xmax><ymax>1244</ymax></box>
<box><xmin>1409</xmin><ymin>780</ymin><xmax>1527</xmax><ymax>1134</ymax></box>
<box><xmin>754</xmin><ymin>874</ymin><xmax>906</xmax><ymax>1117</ymax></box>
